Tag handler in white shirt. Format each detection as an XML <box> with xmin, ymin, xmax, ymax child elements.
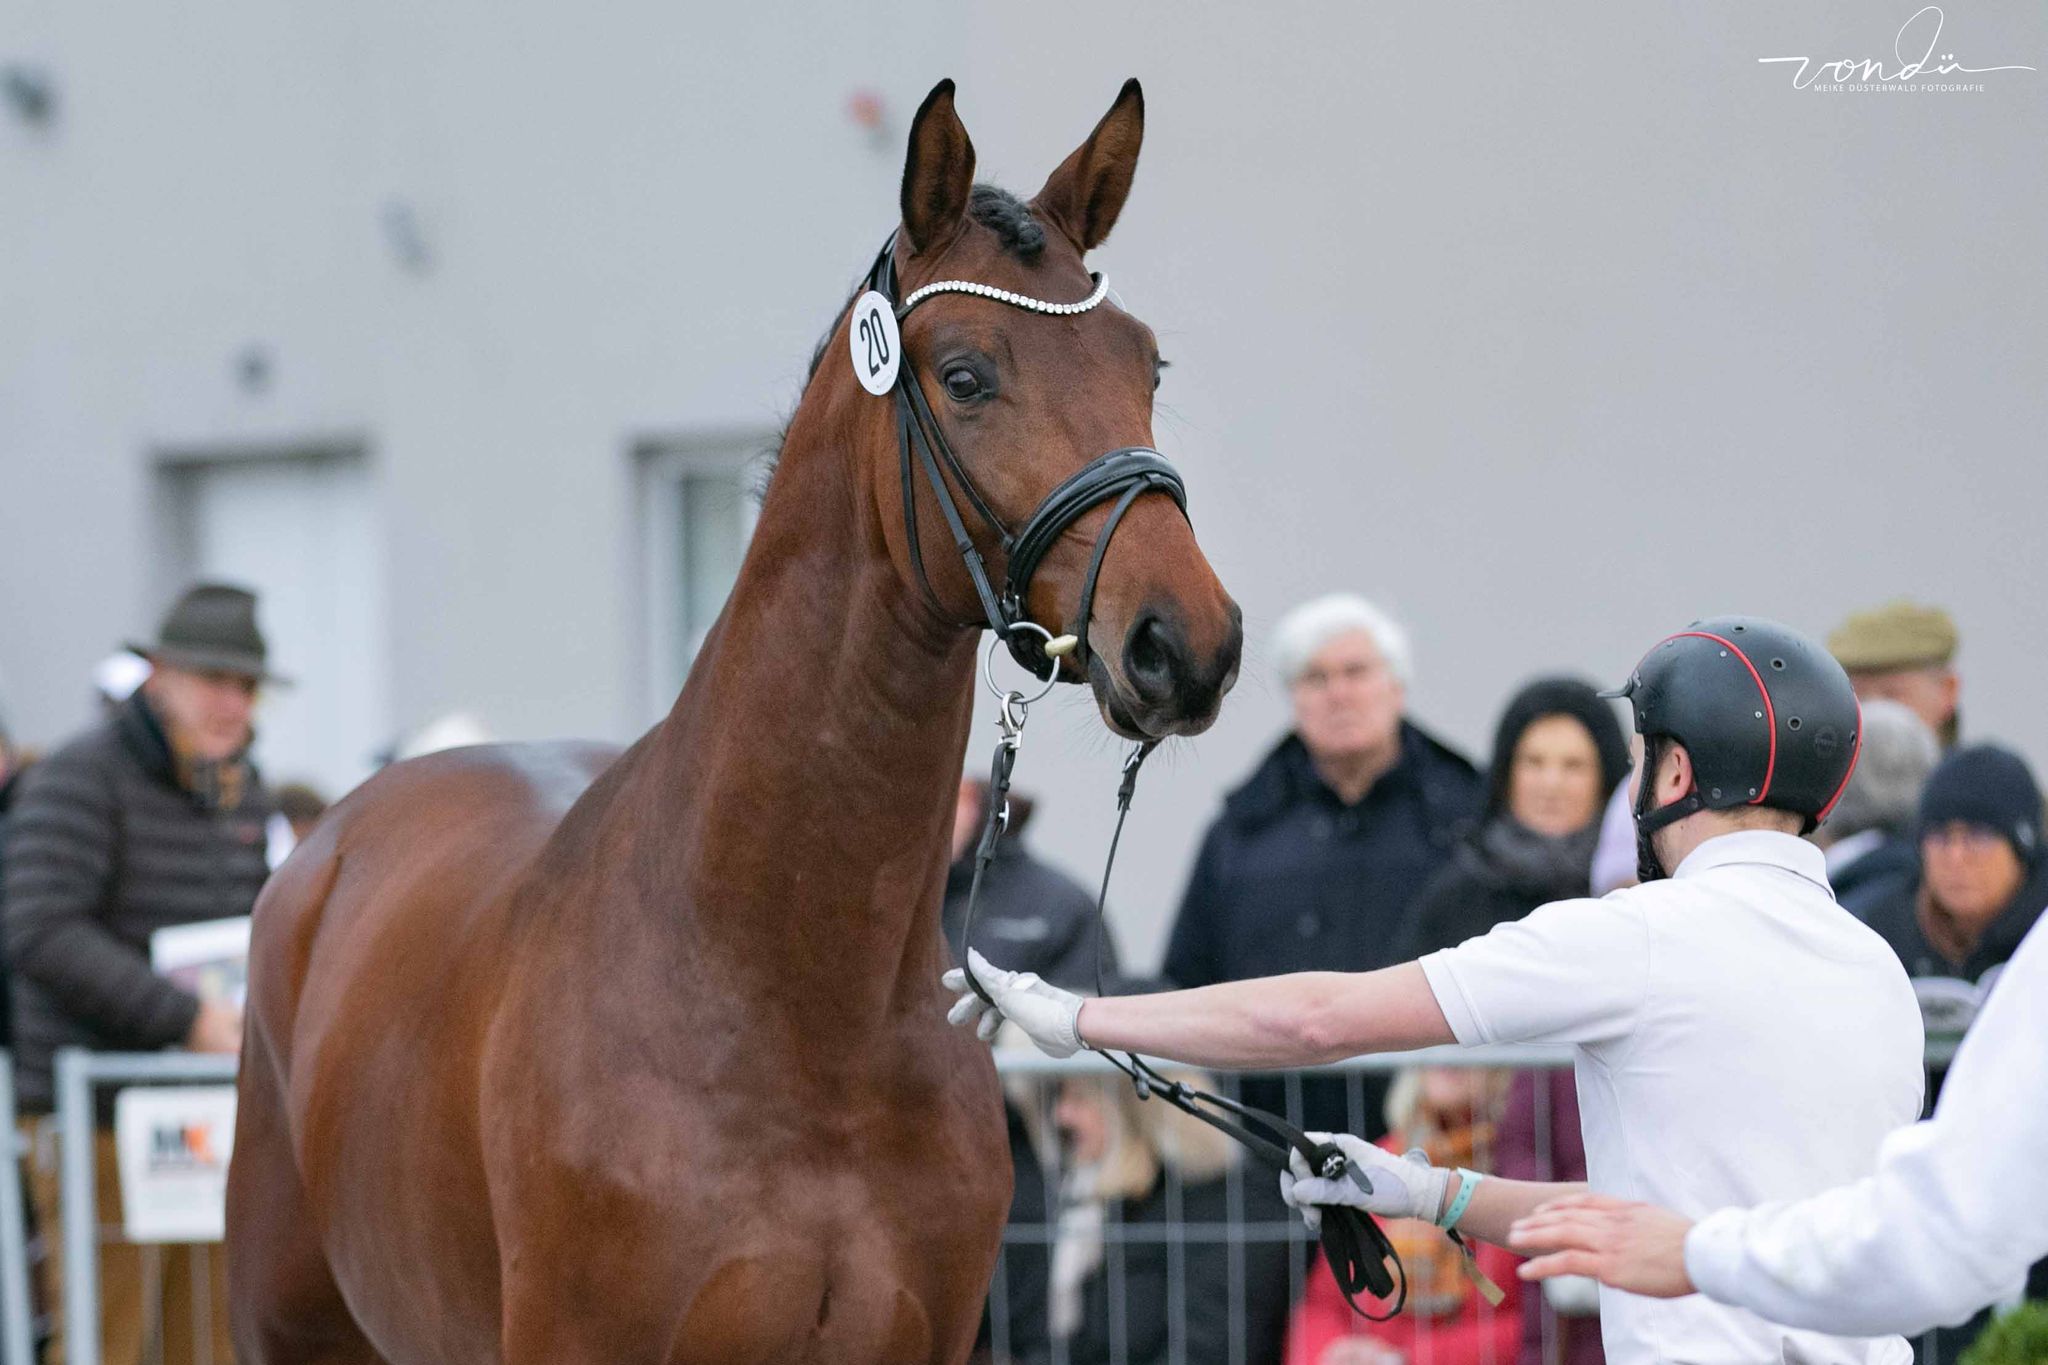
<box><xmin>1509</xmin><ymin>910</ymin><xmax>2048</xmax><ymax>1338</ymax></box>
<box><xmin>950</xmin><ymin>618</ymin><xmax>1926</xmax><ymax>1365</ymax></box>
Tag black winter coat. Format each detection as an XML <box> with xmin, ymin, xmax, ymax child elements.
<box><xmin>2</xmin><ymin>696</ymin><xmax>274</xmax><ymax>1112</ymax></box>
<box><xmin>1163</xmin><ymin>723</ymin><xmax>1481</xmax><ymax>1136</ymax></box>
<box><xmin>1832</xmin><ymin>837</ymin><xmax>1919</xmax><ymax>917</ymax></box>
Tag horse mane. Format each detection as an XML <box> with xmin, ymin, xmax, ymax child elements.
<box><xmin>759</xmin><ymin>185</ymin><xmax>1046</xmax><ymax>498</ymax></box>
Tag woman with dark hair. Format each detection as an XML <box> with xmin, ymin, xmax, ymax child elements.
<box><xmin>1397</xmin><ymin>678</ymin><xmax>1629</xmax><ymax>959</ymax></box>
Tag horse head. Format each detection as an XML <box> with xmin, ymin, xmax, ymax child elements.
<box><xmin>850</xmin><ymin>78</ymin><xmax>1242</xmax><ymax>739</ymax></box>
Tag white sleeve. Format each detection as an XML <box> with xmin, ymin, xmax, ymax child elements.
<box><xmin>1418</xmin><ymin>895</ymin><xmax>1650</xmax><ymax>1047</ymax></box>
<box><xmin>1684</xmin><ymin>914</ymin><xmax>2048</xmax><ymax>1337</ymax></box>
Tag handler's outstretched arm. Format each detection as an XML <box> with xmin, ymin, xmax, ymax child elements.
<box><xmin>1076</xmin><ymin>962</ymin><xmax>1455</xmax><ymax>1068</ymax></box>
<box><xmin>944</xmin><ymin>951</ymin><xmax>1454</xmax><ymax>1067</ymax></box>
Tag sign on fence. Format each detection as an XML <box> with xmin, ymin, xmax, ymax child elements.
<box><xmin>112</xmin><ymin>1086</ymin><xmax>237</xmax><ymax>1243</ymax></box>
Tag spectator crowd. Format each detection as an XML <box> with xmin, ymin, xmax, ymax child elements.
<box><xmin>940</xmin><ymin>591</ymin><xmax>2038</xmax><ymax>1365</ymax></box>
<box><xmin>1</xmin><ymin>583</ymin><xmax>2039</xmax><ymax>1365</ymax></box>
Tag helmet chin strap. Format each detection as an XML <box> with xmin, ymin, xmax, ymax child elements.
<box><xmin>1633</xmin><ymin>737</ymin><xmax>1705</xmax><ymax>883</ymax></box>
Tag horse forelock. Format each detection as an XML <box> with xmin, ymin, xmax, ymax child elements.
<box><xmin>761</xmin><ymin>185</ymin><xmax>1055</xmax><ymax>499</ymax></box>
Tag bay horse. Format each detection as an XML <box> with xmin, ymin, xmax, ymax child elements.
<box><xmin>226</xmin><ymin>78</ymin><xmax>1241</xmax><ymax>1364</ymax></box>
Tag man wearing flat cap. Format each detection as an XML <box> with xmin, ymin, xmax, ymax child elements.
<box><xmin>1828</xmin><ymin>599</ymin><xmax>1961</xmax><ymax>748</ymax></box>
<box><xmin>4</xmin><ymin>582</ymin><xmax>285</xmax><ymax>1365</ymax></box>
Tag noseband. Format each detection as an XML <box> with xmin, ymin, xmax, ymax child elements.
<box><xmin>861</xmin><ymin>235</ymin><xmax>1188</xmax><ymax>680</ymax></box>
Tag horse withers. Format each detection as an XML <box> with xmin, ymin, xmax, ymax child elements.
<box><xmin>226</xmin><ymin>78</ymin><xmax>1241</xmax><ymax>1364</ymax></box>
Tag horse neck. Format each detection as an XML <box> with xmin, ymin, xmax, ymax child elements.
<box><xmin>632</xmin><ymin>402</ymin><xmax>978</xmax><ymax>1012</ymax></box>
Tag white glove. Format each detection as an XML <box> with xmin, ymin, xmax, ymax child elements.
<box><xmin>1542</xmin><ymin>1273</ymin><xmax>1603</xmax><ymax>1317</ymax></box>
<box><xmin>1278</xmin><ymin>1131</ymin><xmax>1451</xmax><ymax>1232</ymax></box>
<box><xmin>942</xmin><ymin>948</ymin><xmax>1085</xmax><ymax>1058</ymax></box>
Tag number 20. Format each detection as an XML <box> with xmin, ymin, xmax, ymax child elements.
<box><xmin>858</xmin><ymin>307</ymin><xmax>892</xmax><ymax>378</ymax></box>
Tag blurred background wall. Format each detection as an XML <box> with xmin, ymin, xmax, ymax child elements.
<box><xmin>3</xmin><ymin>0</ymin><xmax>2043</xmax><ymax>966</ymax></box>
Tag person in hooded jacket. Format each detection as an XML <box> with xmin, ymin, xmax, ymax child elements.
<box><xmin>1396</xmin><ymin>678</ymin><xmax>1629</xmax><ymax>960</ymax></box>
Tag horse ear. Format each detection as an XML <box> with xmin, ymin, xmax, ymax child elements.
<box><xmin>1033</xmin><ymin>79</ymin><xmax>1144</xmax><ymax>253</ymax></box>
<box><xmin>900</xmin><ymin>79</ymin><xmax>976</xmax><ymax>255</ymax></box>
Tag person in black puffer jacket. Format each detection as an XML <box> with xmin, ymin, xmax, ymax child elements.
<box><xmin>1398</xmin><ymin>677</ymin><xmax>1629</xmax><ymax>960</ymax></box>
<box><xmin>5</xmin><ymin>583</ymin><xmax>283</xmax><ymax>1365</ymax></box>
<box><xmin>5</xmin><ymin>590</ymin><xmax>281</xmax><ymax>1115</ymax></box>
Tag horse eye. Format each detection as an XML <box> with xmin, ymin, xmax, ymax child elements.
<box><xmin>943</xmin><ymin>368</ymin><xmax>983</xmax><ymax>401</ymax></box>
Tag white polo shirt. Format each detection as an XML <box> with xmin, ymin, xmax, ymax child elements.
<box><xmin>1420</xmin><ymin>830</ymin><xmax>1924</xmax><ymax>1365</ymax></box>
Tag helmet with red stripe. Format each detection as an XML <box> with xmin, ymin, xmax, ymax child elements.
<box><xmin>1603</xmin><ymin>617</ymin><xmax>1862</xmax><ymax>875</ymax></box>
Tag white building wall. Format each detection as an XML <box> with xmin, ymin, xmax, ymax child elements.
<box><xmin>4</xmin><ymin>1</ymin><xmax>2044</xmax><ymax>966</ymax></box>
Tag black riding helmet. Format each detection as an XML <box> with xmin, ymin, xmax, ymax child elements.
<box><xmin>1603</xmin><ymin>616</ymin><xmax>1862</xmax><ymax>879</ymax></box>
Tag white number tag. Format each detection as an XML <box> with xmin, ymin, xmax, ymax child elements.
<box><xmin>849</xmin><ymin>291</ymin><xmax>901</xmax><ymax>396</ymax></box>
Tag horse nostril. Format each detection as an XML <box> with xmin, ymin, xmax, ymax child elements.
<box><xmin>1124</xmin><ymin>612</ymin><xmax>1181</xmax><ymax>700</ymax></box>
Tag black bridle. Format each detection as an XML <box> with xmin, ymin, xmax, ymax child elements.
<box><xmin>881</xmin><ymin>230</ymin><xmax>1413</xmax><ymax>1317</ymax></box>
<box><xmin>864</xmin><ymin>234</ymin><xmax>1188</xmax><ymax>680</ymax></box>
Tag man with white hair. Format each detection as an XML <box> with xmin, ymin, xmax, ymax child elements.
<box><xmin>1160</xmin><ymin>592</ymin><xmax>1481</xmax><ymax>1137</ymax></box>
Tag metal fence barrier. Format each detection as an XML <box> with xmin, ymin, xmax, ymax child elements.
<box><xmin>2</xmin><ymin>1051</ymin><xmax>37</xmax><ymax>1365</ymax></box>
<box><xmin>0</xmin><ymin>1041</ymin><xmax>1976</xmax><ymax>1365</ymax></box>
<box><xmin>50</xmin><ymin>1050</ymin><xmax>238</xmax><ymax>1365</ymax></box>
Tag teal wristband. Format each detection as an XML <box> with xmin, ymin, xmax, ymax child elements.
<box><xmin>1436</xmin><ymin>1168</ymin><xmax>1484</xmax><ymax>1231</ymax></box>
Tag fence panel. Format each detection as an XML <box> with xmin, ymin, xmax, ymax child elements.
<box><xmin>52</xmin><ymin>1049</ymin><xmax>238</xmax><ymax>1365</ymax></box>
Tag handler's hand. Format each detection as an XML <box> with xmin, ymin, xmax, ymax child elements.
<box><xmin>1508</xmin><ymin>1194</ymin><xmax>1696</xmax><ymax>1298</ymax></box>
<box><xmin>942</xmin><ymin>949</ymin><xmax>1084</xmax><ymax>1058</ymax></box>
<box><xmin>1279</xmin><ymin>1132</ymin><xmax>1450</xmax><ymax>1231</ymax></box>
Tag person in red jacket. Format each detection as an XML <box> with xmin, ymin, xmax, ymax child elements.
<box><xmin>1287</xmin><ymin>1067</ymin><xmax>1525</xmax><ymax>1365</ymax></box>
